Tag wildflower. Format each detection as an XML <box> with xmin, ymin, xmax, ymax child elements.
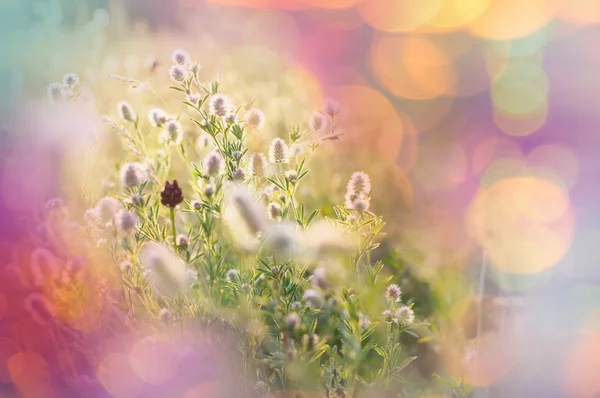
<box><xmin>226</xmin><ymin>269</ymin><xmax>238</xmax><ymax>282</ymax></box>
<box><xmin>291</xmin><ymin>301</ymin><xmax>302</xmax><ymax>311</ymax></box>
<box><xmin>241</xmin><ymin>283</ymin><xmax>252</xmax><ymax>293</ymax></box>
<box><xmin>196</xmin><ymin>133</ymin><xmax>212</xmax><ymax>151</ymax></box>
<box><xmin>395</xmin><ymin>306</ymin><xmax>415</xmax><ymax>326</ymax></box>
<box><xmin>187</xmin><ymin>93</ymin><xmax>201</xmax><ymax>106</ymax></box>
<box><xmin>208</xmin><ymin>94</ymin><xmax>231</xmax><ymax>117</ymax></box>
<box><xmin>47</xmin><ymin>82</ymin><xmax>69</xmax><ymax>103</ymax></box>
<box><xmin>148</xmin><ymin>108</ymin><xmax>168</xmax><ymax>127</ymax></box>
<box><xmin>131</xmin><ymin>194</ymin><xmax>144</xmax><ymax>207</ymax></box>
<box><xmin>25</xmin><ymin>293</ymin><xmax>56</xmax><ymax>326</ymax></box>
<box><xmin>385</xmin><ymin>284</ymin><xmax>402</xmax><ymax>303</ymax></box>
<box><xmin>267</xmin><ymin>202</ymin><xmax>281</xmax><ymax>220</ymax></box>
<box><xmin>284</xmin><ymin>313</ymin><xmax>300</xmax><ymax>330</ymax></box>
<box><xmin>117</xmin><ymin>101</ymin><xmax>136</xmax><ymax>122</ymax></box>
<box><xmin>160</xmin><ymin>180</ymin><xmax>184</xmax><ymax>208</ymax></box>
<box><xmin>169</xmin><ymin>65</ymin><xmax>188</xmax><ymax>82</ymax></box>
<box><xmin>140</xmin><ymin>242</ymin><xmax>191</xmax><ymax>297</ymax></box>
<box><xmin>225</xmin><ymin>112</ymin><xmax>238</xmax><ymax>124</ymax></box>
<box><xmin>312</xmin><ymin>267</ymin><xmax>327</xmax><ymax>290</ymax></box>
<box><xmin>249</xmin><ymin>153</ymin><xmax>267</xmax><ymax>178</ymax></box>
<box><xmin>204</xmin><ymin>184</ymin><xmax>215</xmax><ymax>198</ymax></box>
<box><xmin>191</xmin><ymin>200</ymin><xmax>202</xmax><ymax>211</ymax></box>
<box><xmin>116</xmin><ymin>210</ymin><xmax>137</xmax><ymax>234</ymax></box>
<box><xmin>346</xmin><ymin>172</ymin><xmax>371</xmax><ymax>197</ymax></box>
<box><xmin>382</xmin><ymin>309</ymin><xmax>394</xmax><ymax>322</ymax></box>
<box><xmin>232</xmin><ymin>151</ymin><xmax>242</xmax><ymax>161</ymax></box>
<box><xmin>268</xmin><ymin>138</ymin><xmax>290</xmax><ymax>164</ymax></box>
<box><xmin>285</xmin><ymin>170</ymin><xmax>298</xmax><ymax>184</ymax></box>
<box><xmin>119</xmin><ymin>162</ymin><xmax>146</xmax><ymax>188</ymax></box>
<box><xmin>350</xmin><ymin>197</ymin><xmax>370</xmax><ymax>212</ymax></box>
<box><xmin>177</xmin><ymin>234</ymin><xmax>189</xmax><ymax>249</ymax></box>
<box><xmin>263</xmin><ymin>223</ymin><xmax>298</xmax><ymax>257</ymax></box>
<box><xmin>226</xmin><ymin>186</ymin><xmax>267</xmax><ymax>244</ymax></box>
<box><xmin>309</xmin><ymin>112</ymin><xmax>326</xmax><ymax>132</ymax></box>
<box><xmin>161</xmin><ymin>119</ymin><xmax>183</xmax><ymax>145</ymax></box>
<box><xmin>303</xmin><ymin>289</ymin><xmax>324</xmax><ymax>309</ymax></box>
<box><xmin>358</xmin><ymin>312</ymin><xmax>370</xmax><ymax>329</ymax></box>
<box><xmin>62</xmin><ymin>73</ymin><xmax>80</xmax><ymax>87</ymax></box>
<box><xmin>171</xmin><ymin>49</ymin><xmax>190</xmax><ymax>65</ymax></box>
<box><xmin>290</xmin><ymin>144</ymin><xmax>304</xmax><ymax>157</ymax></box>
<box><xmin>245</xmin><ymin>108</ymin><xmax>265</xmax><ymax>129</ymax></box>
<box><xmin>324</xmin><ymin>99</ymin><xmax>341</xmax><ymax>118</ymax></box>
<box><xmin>204</xmin><ymin>151</ymin><xmax>224</xmax><ymax>177</ymax></box>
<box><xmin>95</xmin><ymin>197</ymin><xmax>120</xmax><ymax>223</ymax></box>
<box><xmin>232</xmin><ymin>167</ymin><xmax>246</xmax><ymax>181</ymax></box>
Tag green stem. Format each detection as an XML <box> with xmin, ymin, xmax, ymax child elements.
<box><xmin>170</xmin><ymin>207</ymin><xmax>177</xmax><ymax>248</ymax></box>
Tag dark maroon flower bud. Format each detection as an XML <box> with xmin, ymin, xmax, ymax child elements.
<box><xmin>161</xmin><ymin>180</ymin><xmax>184</xmax><ymax>208</ymax></box>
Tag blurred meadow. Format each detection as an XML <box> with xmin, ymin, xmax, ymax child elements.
<box><xmin>2</xmin><ymin>0</ymin><xmax>600</xmax><ymax>397</ymax></box>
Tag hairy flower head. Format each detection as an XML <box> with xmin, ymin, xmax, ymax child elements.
<box><xmin>95</xmin><ymin>197</ymin><xmax>120</xmax><ymax>224</ymax></box>
<box><xmin>119</xmin><ymin>162</ymin><xmax>146</xmax><ymax>188</ymax></box>
<box><xmin>172</xmin><ymin>49</ymin><xmax>190</xmax><ymax>65</ymax></box>
<box><xmin>117</xmin><ymin>101</ymin><xmax>136</xmax><ymax>122</ymax></box>
<box><xmin>385</xmin><ymin>284</ymin><xmax>402</xmax><ymax>303</ymax></box>
<box><xmin>245</xmin><ymin>108</ymin><xmax>265</xmax><ymax>130</ymax></box>
<box><xmin>309</xmin><ymin>112</ymin><xmax>326</xmax><ymax>132</ymax></box>
<box><xmin>249</xmin><ymin>153</ymin><xmax>267</xmax><ymax>178</ymax></box>
<box><xmin>204</xmin><ymin>151</ymin><xmax>224</xmax><ymax>177</ymax></box>
<box><xmin>268</xmin><ymin>138</ymin><xmax>290</xmax><ymax>164</ymax></box>
<box><xmin>140</xmin><ymin>243</ymin><xmax>191</xmax><ymax>298</ymax></box>
<box><xmin>208</xmin><ymin>94</ymin><xmax>231</xmax><ymax>117</ymax></box>
<box><xmin>169</xmin><ymin>65</ymin><xmax>188</xmax><ymax>82</ymax></box>
<box><xmin>148</xmin><ymin>108</ymin><xmax>168</xmax><ymax>127</ymax></box>
<box><xmin>62</xmin><ymin>73</ymin><xmax>80</xmax><ymax>87</ymax></box>
<box><xmin>116</xmin><ymin>210</ymin><xmax>137</xmax><ymax>234</ymax></box>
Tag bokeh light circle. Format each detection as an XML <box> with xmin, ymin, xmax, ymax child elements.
<box><xmin>468</xmin><ymin>176</ymin><xmax>574</xmax><ymax>274</ymax></box>
<box><xmin>357</xmin><ymin>0</ymin><xmax>444</xmax><ymax>32</ymax></box>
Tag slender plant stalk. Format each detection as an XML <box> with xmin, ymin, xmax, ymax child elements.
<box><xmin>170</xmin><ymin>207</ymin><xmax>177</xmax><ymax>248</ymax></box>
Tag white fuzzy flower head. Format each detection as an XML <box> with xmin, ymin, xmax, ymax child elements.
<box><xmin>187</xmin><ymin>93</ymin><xmax>201</xmax><ymax>106</ymax></box>
<box><xmin>208</xmin><ymin>94</ymin><xmax>231</xmax><ymax>117</ymax></box>
<box><xmin>196</xmin><ymin>133</ymin><xmax>212</xmax><ymax>152</ymax></box>
<box><xmin>249</xmin><ymin>153</ymin><xmax>267</xmax><ymax>178</ymax></box>
<box><xmin>171</xmin><ymin>49</ymin><xmax>190</xmax><ymax>65</ymax></box>
<box><xmin>169</xmin><ymin>65</ymin><xmax>188</xmax><ymax>82</ymax></box>
<box><xmin>324</xmin><ymin>99</ymin><xmax>341</xmax><ymax>118</ymax></box>
<box><xmin>62</xmin><ymin>73</ymin><xmax>80</xmax><ymax>87</ymax></box>
<box><xmin>350</xmin><ymin>197</ymin><xmax>370</xmax><ymax>212</ymax></box>
<box><xmin>226</xmin><ymin>269</ymin><xmax>238</xmax><ymax>282</ymax></box>
<box><xmin>224</xmin><ymin>186</ymin><xmax>267</xmax><ymax>246</ymax></box>
<box><xmin>140</xmin><ymin>242</ymin><xmax>191</xmax><ymax>298</ymax></box>
<box><xmin>225</xmin><ymin>112</ymin><xmax>238</xmax><ymax>125</ymax></box>
<box><xmin>347</xmin><ymin>171</ymin><xmax>371</xmax><ymax>197</ymax></box>
<box><xmin>204</xmin><ymin>151</ymin><xmax>224</xmax><ymax>177</ymax></box>
<box><xmin>95</xmin><ymin>197</ymin><xmax>120</xmax><ymax>224</ymax></box>
<box><xmin>382</xmin><ymin>309</ymin><xmax>394</xmax><ymax>323</ymax></box>
<box><xmin>161</xmin><ymin>119</ymin><xmax>183</xmax><ymax>145</ymax></box>
<box><xmin>117</xmin><ymin>101</ymin><xmax>136</xmax><ymax>122</ymax></box>
<box><xmin>268</xmin><ymin>138</ymin><xmax>290</xmax><ymax>164</ymax></box>
<box><xmin>358</xmin><ymin>312</ymin><xmax>370</xmax><ymax>329</ymax></box>
<box><xmin>285</xmin><ymin>170</ymin><xmax>298</xmax><ymax>184</ymax></box>
<box><xmin>47</xmin><ymin>82</ymin><xmax>69</xmax><ymax>103</ymax></box>
<box><xmin>309</xmin><ymin>112</ymin><xmax>327</xmax><ymax>132</ymax></box>
<box><xmin>263</xmin><ymin>223</ymin><xmax>298</xmax><ymax>257</ymax></box>
<box><xmin>119</xmin><ymin>162</ymin><xmax>146</xmax><ymax>188</ymax></box>
<box><xmin>232</xmin><ymin>167</ymin><xmax>246</xmax><ymax>181</ymax></box>
<box><xmin>284</xmin><ymin>312</ymin><xmax>300</xmax><ymax>330</ymax></box>
<box><xmin>245</xmin><ymin>108</ymin><xmax>265</xmax><ymax>130</ymax></box>
<box><xmin>191</xmin><ymin>200</ymin><xmax>202</xmax><ymax>211</ymax></box>
<box><xmin>385</xmin><ymin>284</ymin><xmax>402</xmax><ymax>303</ymax></box>
<box><xmin>116</xmin><ymin>210</ymin><xmax>137</xmax><ymax>234</ymax></box>
<box><xmin>177</xmin><ymin>234</ymin><xmax>189</xmax><ymax>249</ymax></box>
<box><xmin>148</xmin><ymin>108</ymin><xmax>168</xmax><ymax>127</ymax></box>
<box><xmin>395</xmin><ymin>306</ymin><xmax>415</xmax><ymax>326</ymax></box>
<box><xmin>303</xmin><ymin>289</ymin><xmax>324</xmax><ymax>309</ymax></box>
<box><xmin>267</xmin><ymin>202</ymin><xmax>281</xmax><ymax>220</ymax></box>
